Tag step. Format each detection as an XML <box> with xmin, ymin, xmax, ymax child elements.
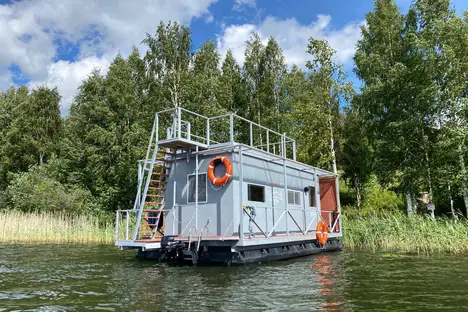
<box><xmin>158</xmin><ymin>151</ymin><xmax>174</xmax><ymax>156</ymax></box>
<box><xmin>144</xmin><ymin>202</ymin><xmax>164</xmax><ymax>205</ymax></box>
<box><xmin>146</xmin><ymin>194</ymin><xmax>164</xmax><ymax>198</ymax></box>
<box><xmin>154</xmin><ymin>165</ymin><xmax>170</xmax><ymax>169</ymax></box>
<box><xmin>150</xmin><ymin>180</ymin><xmax>166</xmax><ymax>183</ymax></box>
<box><xmin>148</xmin><ymin>187</ymin><xmax>165</xmax><ymax>191</ymax></box>
<box><xmin>150</xmin><ymin>148</ymin><xmax>174</xmax><ymax>155</ymax></box>
<box><xmin>156</xmin><ymin>158</ymin><xmax>175</xmax><ymax>162</ymax></box>
<box><xmin>152</xmin><ymin>172</ymin><xmax>169</xmax><ymax>176</ymax></box>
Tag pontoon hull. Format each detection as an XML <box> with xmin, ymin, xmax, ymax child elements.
<box><xmin>136</xmin><ymin>239</ymin><xmax>343</xmax><ymax>265</ymax></box>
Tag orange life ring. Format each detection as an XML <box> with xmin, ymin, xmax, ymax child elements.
<box><xmin>316</xmin><ymin>220</ymin><xmax>328</xmax><ymax>246</ymax></box>
<box><xmin>208</xmin><ymin>156</ymin><xmax>232</xmax><ymax>186</ymax></box>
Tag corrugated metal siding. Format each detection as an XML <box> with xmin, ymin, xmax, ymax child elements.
<box><xmin>164</xmin><ymin>149</ymin><xmax>335</xmax><ymax>237</ymax></box>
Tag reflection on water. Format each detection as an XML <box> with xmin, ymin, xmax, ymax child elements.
<box><xmin>1</xmin><ymin>244</ymin><xmax>468</xmax><ymax>311</ymax></box>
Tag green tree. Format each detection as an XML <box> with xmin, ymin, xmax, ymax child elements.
<box><xmin>218</xmin><ymin>50</ymin><xmax>248</xmax><ymax>115</ymax></box>
<box><xmin>354</xmin><ymin>0</ymin><xmax>429</xmax><ymax>213</ymax></box>
<box><xmin>243</xmin><ymin>33</ymin><xmax>265</xmax><ymax>124</ymax></box>
<box><xmin>64</xmin><ymin>51</ymin><xmax>150</xmax><ymax>211</ymax></box>
<box><xmin>143</xmin><ymin>22</ymin><xmax>192</xmax><ymax>108</ymax></box>
<box><xmin>305</xmin><ymin>39</ymin><xmax>353</xmax><ymax>173</ymax></box>
<box><xmin>340</xmin><ymin>108</ymin><xmax>373</xmax><ymax>215</ymax></box>
<box><xmin>259</xmin><ymin>37</ymin><xmax>287</xmax><ymax>132</ymax></box>
<box><xmin>1</xmin><ymin>86</ymin><xmax>62</xmax><ymax>177</ymax></box>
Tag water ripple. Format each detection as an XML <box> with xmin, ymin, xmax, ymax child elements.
<box><xmin>1</xmin><ymin>245</ymin><xmax>468</xmax><ymax>311</ymax></box>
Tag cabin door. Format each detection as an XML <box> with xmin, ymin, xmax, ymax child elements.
<box><xmin>319</xmin><ymin>177</ymin><xmax>339</xmax><ymax>232</ymax></box>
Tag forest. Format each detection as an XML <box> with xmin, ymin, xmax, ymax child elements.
<box><xmin>0</xmin><ymin>0</ymin><xmax>467</xmax><ymax>221</ymax></box>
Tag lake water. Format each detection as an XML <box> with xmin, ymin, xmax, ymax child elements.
<box><xmin>1</xmin><ymin>244</ymin><xmax>467</xmax><ymax>311</ymax></box>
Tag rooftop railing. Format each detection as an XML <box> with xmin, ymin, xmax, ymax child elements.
<box><xmin>151</xmin><ymin>107</ymin><xmax>297</xmax><ymax>160</ymax></box>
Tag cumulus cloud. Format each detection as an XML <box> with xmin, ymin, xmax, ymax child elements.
<box><xmin>0</xmin><ymin>0</ymin><xmax>217</xmax><ymax>113</ymax></box>
<box><xmin>217</xmin><ymin>15</ymin><xmax>364</xmax><ymax>67</ymax></box>
<box><xmin>28</xmin><ymin>57</ymin><xmax>111</xmax><ymax>115</ymax></box>
<box><xmin>0</xmin><ymin>71</ymin><xmax>13</xmax><ymax>90</ymax></box>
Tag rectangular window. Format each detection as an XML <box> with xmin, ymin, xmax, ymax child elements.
<box><xmin>188</xmin><ymin>173</ymin><xmax>207</xmax><ymax>203</ymax></box>
<box><xmin>309</xmin><ymin>186</ymin><xmax>316</xmax><ymax>207</ymax></box>
<box><xmin>288</xmin><ymin>190</ymin><xmax>301</xmax><ymax>205</ymax></box>
<box><xmin>248</xmin><ymin>184</ymin><xmax>265</xmax><ymax>202</ymax></box>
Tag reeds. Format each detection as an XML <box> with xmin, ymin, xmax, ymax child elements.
<box><xmin>0</xmin><ymin>210</ymin><xmax>115</xmax><ymax>244</ymax></box>
<box><xmin>344</xmin><ymin>212</ymin><xmax>468</xmax><ymax>253</ymax></box>
<box><xmin>2</xmin><ymin>210</ymin><xmax>468</xmax><ymax>253</ymax></box>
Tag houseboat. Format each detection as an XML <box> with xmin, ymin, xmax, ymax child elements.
<box><xmin>115</xmin><ymin>108</ymin><xmax>342</xmax><ymax>265</ymax></box>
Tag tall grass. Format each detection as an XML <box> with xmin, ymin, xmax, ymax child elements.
<box><xmin>344</xmin><ymin>212</ymin><xmax>468</xmax><ymax>253</ymax></box>
<box><xmin>0</xmin><ymin>210</ymin><xmax>115</xmax><ymax>244</ymax></box>
<box><xmin>2</xmin><ymin>210</ymin><xmax>468</xmax><ymax>253</ymax></box>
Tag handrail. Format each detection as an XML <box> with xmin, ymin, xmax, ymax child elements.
<box><xmin>180</xmin><ymin>107</ymin><xmax>210</xmax><ymax>120</ymax></box>
<box><xmin>208</xmin><ymin>113</ymin><xmax>232</xmax><ymax>120</ymax></box>
<box><xmin>156</xmin><ymin>107</ymin><xmax>178</xmax><ymax>114</ymax></box>
<box><xmin>231</xmin><ymin>114</ymin><xmax>295</xmax><ymax>141</ymax></box>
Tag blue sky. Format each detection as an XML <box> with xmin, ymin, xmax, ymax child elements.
<box><xmin>0</xmin><ymin>0</ymin><xmax>466</xmax><ymax>114</ymax></box>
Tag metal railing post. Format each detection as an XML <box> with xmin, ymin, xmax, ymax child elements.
<box><xmin>125</xmin><ymin>211</ymin><xmax>129</xmax><ymax>240</ymax></box>
<box><xmin>266</xmin><ymin>130</ymin><xmax>270</xmax><ymax>153</ymax></box>
<box><xmin>115</xmin><ymin>211</ymin><xmax>119</xmax><ymax>241</ymax></box>
<box><xmin>195</xmin><ymin>145</ymin><xmax>199</xmax><ymax>232</ymax></box>
<box><xmin>230</xmin><ymin>114</ymin><xmax>234</xmax><ymax>142</ymax></box>
<box><xmin>282</xmin><ymin>133</ymin><xmax>286</xmax><ymax>158</ymax></box>
<box><xmin>177</xmin><ymin>107</ymin><xmax>182</xmax><ymax>139</ymax></box>
<box><xmin>155</xmin><ymin>113</ymin><xmax>159</xmax><ymax>141</ymax></box>
<box><xmin>187</xmin><ymin>122</ymin><xmax>191</xmax><ymax>140</ymax></box>
<box><xmin>249</xmin><ymin>122</ymin><xmax>253</xmax><ymax>146</ymax></box>
<box><xmin>239</xmin><ymin>145</ymin><xmax>244</xmax><ymax>243</ymax></box>
<box><xmin>293</xmin><ymin>140</ymin><xmax>296</xmax><ymax>161</ymax></box>
<box><xmin>315</xmin><ymin>169</ymin><xmax>321</xmax><ymax>228</ymax></box>
<box><xmin>283</xmin><ymin>135</ymin><xmax>288</xmax><ymax>236</ymax></box>
<box><xmin>206</xmin><ymin>119</ymin><xmax>210</xmax><ymax>145</ymax></box>
<box><xmin>173</xmin><ymin>181</ymin><xmax>177</xmax><ymax>235</ymax></box>
<box><xmin>144</xmin><ymin>114</ymin><xmax>157</xmax><ymax>162</ymax></box>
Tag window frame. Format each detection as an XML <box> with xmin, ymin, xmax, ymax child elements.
<box><xmin>187</xmin><ymin>173</ymin><xmax>208</xmax><ymax>204</ymax></box>
<box><xmin>308</xmin><ymin>186</ymin><xmax>316</xmax><ymax>207</ymax></box>
<box><xmin>287</xmin><ymin>190</ymin><xmax>302</xmax><ymax>206</ymax></box>
<box><xmin>247</xmin><ymin>183</ymin><xmax>265</xmax><ymax>203</ymax></box>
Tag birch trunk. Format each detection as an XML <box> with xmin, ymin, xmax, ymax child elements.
<box><xmin>355</xmin><ymin>184</ymin><xmax>362</xmax><ymax>217</ymax></box>
<box><xmin>328</xmin><ymin>109</ymin><xmax>337</xmax><ymax>174</ymax></box>
<box><xmin>406</xmin><ymin>192</ymin><xmax>413</xmax><ymax>215</ymax></box>
<box><xmin>449</xmin><ymin>184</ymin><xmax>457</xmax><ymax>219</ymax></box>
<box><xmin>458</xmin><ymin>143</ymin><xmax>468</xmax><ymax>217</ymax></box>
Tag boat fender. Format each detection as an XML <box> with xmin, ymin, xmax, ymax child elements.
<box><xmin>316</xmin><ymin>220</ymin><xmax>328</xmax><ymax>246</ymax></box>
<box><xmin>208</xmin><ymin>156</ymin><xmax>232</xmax><ymax>186</ymax></box>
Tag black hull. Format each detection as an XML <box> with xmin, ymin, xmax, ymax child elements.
<box><xmin>136</xmin><ymin>239</ymin><xmax>343</xmax><ymax>265</ymax></box>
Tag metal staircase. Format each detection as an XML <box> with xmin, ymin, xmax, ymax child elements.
<box><xmin>135</xmin><ymin>148</ymin><xmax>174</xmax><ymax>240</ymax></box>
<box><xmin>132</xmin><ymin>112</ymin><xmax>177</xmax><ymax>241</ymax></box>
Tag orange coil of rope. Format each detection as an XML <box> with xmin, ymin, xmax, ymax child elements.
<box><xmin>208</xmin><ymin>156</ymin><xmax>232</xmax><ymax>186</ymax></box>
<box><xmin>316</xmin><ymin>220</ymin><xmax>329</xmax><ymax>246</ymax></box>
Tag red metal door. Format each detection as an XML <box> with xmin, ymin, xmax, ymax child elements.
<box><xmin>319</xmin><ymin>177</ymin><xmax>339</xmax><ymax>232</ymax></box>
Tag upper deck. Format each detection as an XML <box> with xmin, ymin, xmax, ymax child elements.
<box><xmin>146</xmin><ymin>107</ymin><xmax>335</xmax><ymax>177</ymax></box>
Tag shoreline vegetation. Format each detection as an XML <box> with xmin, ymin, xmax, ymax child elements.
<box><xmin>0</xmin><ymin>211</ymin><xmax>114</xmax><ymax>244</ymax></box>
<box><xmin>345</xmin><ymin>213</ymin><xmax>468</xmax><ymax>254</ymax></box>
<box><xmin>2</xmin><ymin>210</ymin><xmax>468</xmax><ymax>254</ymax></box>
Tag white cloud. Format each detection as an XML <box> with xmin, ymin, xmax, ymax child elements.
<box><xmin>233</xmin><ymin>0</ymin><xmax>256</xmax><ymax>11</ymax></box>
<box><xmin>217</xmin><ymin>15</ymin><xmax>363</xmax><ymax>68</ymax></box>
<box><xmin>28</xmin><ymin>57</ymin><xmax>111</xmax><ymax>115</ymax></box>
<box><xmin>0</xmin><ymin>71</ymin><xmax>13</xmax><ymax>90</ymax></box>
<box><xmin>0</xmin><ymin>0</ymin><xmax>217</xmax><ymax>113</ymax></box>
